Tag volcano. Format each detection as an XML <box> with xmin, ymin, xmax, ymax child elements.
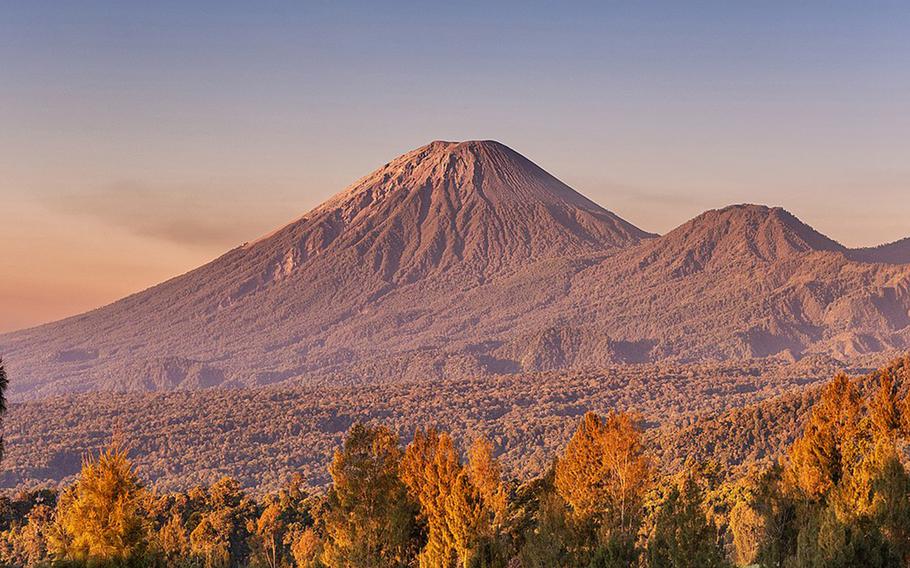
<box><xmin>0</xmin><ymin>141</ymin><xmax>652</xmax><ymax>398</ymax></box>
<box><xmin>2</xmin><ymin>142</ymin><xmax>910</xmax><ymax>399</ymax></box>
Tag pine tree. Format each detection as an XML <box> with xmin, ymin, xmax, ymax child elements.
<box><xmin>748</xmin><ymin>466</ymin><xmax>798</xmax><ymax>567</ymax></box>
<box><xmin>518</xmin><ymin>492</ymin><xmax>578</xmax><ymax>568</ymax></box>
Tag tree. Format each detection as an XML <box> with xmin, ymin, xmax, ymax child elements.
<box><xmin>555</xmin><ymin>411</ymin><xmax>652</xmax><ymax>552</ymax></box>
<box><xmin>747</xmin><ymin>466</ymin><xmax>798</xmax><ymax>568</ymax></box>
<box><xmin>786</xmin><ymin>374</ymin><xmax>862</xmax><ymax>500</ymax></box>
<box><xmin>290</xmin><ymin>527</ymin><xmax>323</xmax><ymax>568</ymax></box>
<box><xmin>519</xmin><ymin>492</ymin><xmax>578</xmax><ymax>568</ymax></box>
<box><xmin>869</xmin><ymin>370</ymin><xmax>903</xmax><ymax>438</ymax></box>
<box><xmin>729</xmin><ymin>500</ymin><xmax>764</xmax><ymax>566</ymax></box>
<box><xmin>466</xmin><ymin>438</ymin><xmax>508</xmax><ymax>532</ymax></box>
<box><xmin>401</xmin><ymin>429</ymin><xmax>508</xmax><ymax>568</ymax></box>
<box><xmin>50</xmin><ymin>440</ymin><xmax>148</xmax><ymax>563</ymax></box>
<box><xmin>768</xmin><ymin>370</ymin><xmax>910</xmax><ymax>567</ymax></box>
<box><xmin>0</xmin><ymin>503</ymin><xmax>54</xmax><ymax>566</ymax></box>
<box><xmin>250</xmin><ymin>475</ymin><xmax>316</xmax><ymax>568</ymax></box>
<box><xmin>188</xmin><ymin>478</ymin><xmax>256</xmax><ymax>568</ymax></box>
<box><xmin>190</xmin><ymin>510</ymin><xmax>232</xmax><ymax>568</ymax></box>
<box><xmin>646</xmin><ymin>473</ymin><xmax>728</xmax><ymax>568</ymax></box>
<box><xmin>322</xmin><ymin>423</ymin><xmax>417</xmax><ymax>568</ymax></box>
<box><xmin>254</xmin><ymin>500</ymin><xmax>285</xmax><ymax>568</ymax></box>
<box><xmin>788</xmin><ymin>504</ymin><xmax>898</xmax><ymax>568</ymax></box>
<box><xmin>157</xmin><ymin>514</ymin><xmax>191</xmax><ymax>564</ymax></box>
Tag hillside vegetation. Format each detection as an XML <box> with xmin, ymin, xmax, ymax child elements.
<box><xmin>1</xmin><ymin>360</ymin><xmax>857</xmax><ymax>493</ymax></box>
<box><xmin>2</xmin><ymin>358</ymin><xmax>910</xmax><ymax>567</ymax></box>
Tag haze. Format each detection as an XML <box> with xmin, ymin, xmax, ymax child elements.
<box><xmin>2</xmin><ymin>1</ymin><xmax>910</xmax><ymax>332</ymax></box>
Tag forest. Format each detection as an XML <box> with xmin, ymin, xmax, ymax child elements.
<box><xmin>0</xmin><ymin>357</ymin><xmax>909</xmax><ymax>567</ymax></box>
<box><xmin>2</xmin><ymin>359</ymin><xmax>843</xmax><ymax>492</ymax></box>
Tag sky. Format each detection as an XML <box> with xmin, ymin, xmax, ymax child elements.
<box><xmin>2</xmin><ymin>1</ymin><xmax>910</xmax><ymax>332</ymax></box>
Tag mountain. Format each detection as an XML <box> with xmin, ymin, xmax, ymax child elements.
<box><xmin>0</xmin><ymin>140</ymin><xmax>652</xmax><ymax>399</ymax></box>
<box><xmin>853</xmin><ymin>237</ymin><xmax>910</xmax><ymax>265</ymax></box>
<box><xmin>1</xmin><ymin>142</ymin><xmax>909</xmax><ymax>400</ymax></box>
<box><xmin>579</xmin><ymin>204</ymin><xmax>910</xmax><ymax>359</ymax></box>
<box><xmin>634</xmin><ymin>204</ymin><xmax>845</xmax><ymax>276</ymax></box>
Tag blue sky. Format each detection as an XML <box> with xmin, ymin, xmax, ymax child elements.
<box><xmin>2</xmin><ymin>1</ymin><xmax>909</xmax><ymax>330</ymax></box>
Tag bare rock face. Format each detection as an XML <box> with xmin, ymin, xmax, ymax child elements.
<box><xmin>1</xmin><ymin>141</ymin><xmax>909</xmax><ymax>399</ymax></box>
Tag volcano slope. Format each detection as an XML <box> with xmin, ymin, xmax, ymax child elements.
<box><xmin>0</xmin><ymin>140</ymin><xmax>653</xmax><ymax>398</ymax></box>
<box><xmin>1</xmin><ymin>140</ymin><xmax>909</xmax><ymax>402</ymax></box>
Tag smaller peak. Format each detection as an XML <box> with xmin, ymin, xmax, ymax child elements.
<box><xmin>656</xmin><ymin>203</ymin><xmax>845</xmax><ymax>267</ymax></box>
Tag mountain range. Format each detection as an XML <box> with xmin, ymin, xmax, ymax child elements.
<box><xmin>2</xmin><ymin>140</ymin><xmax>909</xmax><ymax>399</ymax></box>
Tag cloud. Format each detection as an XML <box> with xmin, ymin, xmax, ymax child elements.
<box><xmin>49</xmin><ymin>182</ymin><xmax>275</xmax><ymax>248</ymax></box>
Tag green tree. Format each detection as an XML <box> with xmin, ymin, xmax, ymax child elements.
<box><xmin>646</xmin><ymin>473</ymin><xmax>728</xmax><ymax>568</ymax></box>
<box><xmin>749</xmin><ymin>466</ymin><xmax>797</xmax><ymax>567</ymax></box>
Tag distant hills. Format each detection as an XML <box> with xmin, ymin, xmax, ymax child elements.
<box><xmin>2</xmin><ymin>140</ymin><xmax>909</xmax><ymax>399</ymax></box>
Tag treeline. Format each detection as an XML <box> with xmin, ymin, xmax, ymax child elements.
<box><xmin>2</xmin><ymin>359</ymin><xmax>910</xmax><ymax>567</ymax></box>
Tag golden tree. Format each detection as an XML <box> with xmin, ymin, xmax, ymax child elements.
<box><xmin>729</xmin><ymin>500</ymin><xmax>765</xmax><ymax>566</ymax></box>
<box><xmin>467</xmin><ymin>437</ymin><xmax>508</xmax><ymax>530</ymax></box>
<box><xmin>0</xmin><ymin>503</ymin><xmax>54</xmax><ymax>566</ymax></box>
<box><xmin>290</xmin><ymin>527</ymin><xmax>322</xmax><ymax>568</ymax></box>
<box><xmin>254</xmin><ymin>499</ymin><xmax>285</xmax><ymax>568</ymax></box>
<box><xmin>401</xmin><ymin>430</ymin><xmax>508</xmax><ymax>568</ymax></box>
<box><xmin>322</xmin><ymin>423</ymin><xmax>417</xmax><ymax>568</ymax></box>
<box><xmin>400</xmin><ymin>428</ymin><xmax>461</xmax><ymax>566</ymax></box>
<box><xmin>51</xmin><ymin>440</ymin><xmax>148</xmax><ymax>563</ymax></box>
<box><xmin>555</xmin><ymin>411</ymin><xmax>652</xmax><ymax>537</ymax></box>
<box><xmin>786</xmin><ymin>373</ymin><xmax>862</xmax><ymax>500</ymax></box>
<box><xmin>190</xmin><ymin>510</ymin><xmax>232</xmax><ymax>568</ymax></box>
<box><xmin>870</xmin><ymin>369</ymin><xmax>903</xmax><ymax>438</ymax></box>
<box><xmin>157</xmin><ymin>513</ymin><xmax>191</xmax><ymax>562</ymax></box>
